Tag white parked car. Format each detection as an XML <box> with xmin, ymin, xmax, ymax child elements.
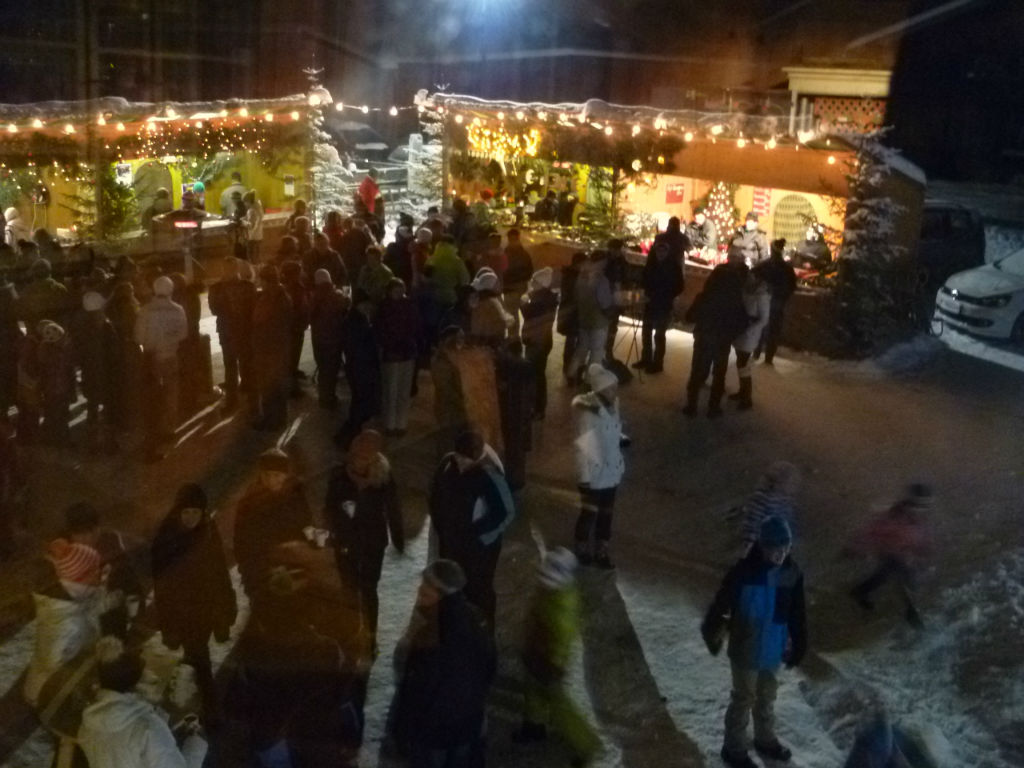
<box><xmin>935</xmin><ymin>248</ymin><xmax>1024</xmax><ymax>341</ymax></box>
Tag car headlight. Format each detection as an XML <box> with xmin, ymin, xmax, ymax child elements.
<box><xmin>977</xmin><ymin>294</ymin><xmax>1012</xmax><ymax>308</ymax></box>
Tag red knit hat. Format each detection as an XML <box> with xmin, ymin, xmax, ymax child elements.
<box><xmin>48</xmin><ymin>538</ymin><xmax>102</xmax><ymax>585</ymax></box>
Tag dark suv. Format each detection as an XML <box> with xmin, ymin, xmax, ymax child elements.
<box><xmin>917</xmin><ymin>199</ymin><xmax>986</xmax><ymax>293</ymax></box>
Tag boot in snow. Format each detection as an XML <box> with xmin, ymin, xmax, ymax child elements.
<box><xmin>720</xmin><ymin>747</ymin><xmax>759</xmax><ymax>768</ymax></box>
<box><xmin>754</xmin><ymin>739</ymin><xmax>792</xmax><ymax>761</ymax></box>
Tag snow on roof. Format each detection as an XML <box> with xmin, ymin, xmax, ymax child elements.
<box><xmin>0</xmin><ymin>94</ymin><xmax>309</xmax><ymax>124</ymax></box>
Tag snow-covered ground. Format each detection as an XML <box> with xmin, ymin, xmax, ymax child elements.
<box><xmin>2</xmin><ymin>308</ymin><xmax>1023</xmax><ymax>768</ymax></box>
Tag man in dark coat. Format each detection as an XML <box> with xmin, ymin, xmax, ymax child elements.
<box><xmin>338</xmin><ymin>218</ymin><xmax>373</xmax><ymax>281</ymax></box>
<box><xmin>208</xmin><ymin>256</ymin><xmax>256</xmax><ymax>413</ymax></box>
<box><xmin>728</xmin><ymin>212</ymin><xmax>769</xmax><ymax>266</ymax></box>
<box><xmin>334</xmin><ymin>294</ymin><xmax>381</xmax><ymax>450</ymax></box>
<box><xmin>233</xmin><ymin>448</ymin><xmax>311</xmax><ymax>612</ymax></box>
<box><xmin>151</xmin><ymin>483</ymin><xmax>236</xmax><ymax>719</ymax></box>
<box><xmin>280</xmin><ymin>260</ymin><xmax>310</xmax><ymax>390</ymax></box>
<box><xmin>305</xmin><ymin>232</ymin><xmax>349</xmax><ymax>287</ymax></box>
<box><xmin>634</xmin><ymin>240</ymin><xmax>684</xmax><ymax>374</ymax></box>
<box><xmin>428</xmin><ymin>430</ymin><xmax>516</xmax><ymax>628</ymax></box>
<box><xmin>15</xmin><ymin>258</ymin><xmax>70</xmax><ymax>332</ymax></box>
<box><xmin>653</xmin><ymin>216</ymin><xmax>691</xmax><ymax>261</ymax></box>
<box><xmin>683</xmin><ymin>254</ymin><xmax>749</xmax><ymax>418</ymax></box>
<box><xmin>251</xmin><ymin>265</ymin><xmax>293</xmax><ymax>430</ymax></box>
<box><xmin>309</xmin><ymin>269</ymin><xmax>349</xmax><ymax>409</ymax></box>
<box><xmin>391</xmin><ymin>560</ymin><xmax>496</xmax><ymax>767</ymax></box>
<box><xmin>71</xmin><ymin>292</ymin><xmax>119</xmax><ymax>450</ymax></box>
<box><xmin>324</xmin><ymin>429</ymin><xmax>404</xmax><ymax>641</ymax></box>
<box><xmin>687</xmin><ymin>206</ymin><xmax>719</xmax><ymax>262</ymax></box>
<box><xmin>753</xmin><ymin>239</ymin><xmax>798</xmax><ymax>365</ymax></box>
<box><xmin>702</xmin><ymin>516</ymin><xmax>807</xmax><ymax>768</ymax></box>
<box><xmin>501</xmin><ymin>228</ymin><xmax>533</xmax><ymax>338</ymax></box>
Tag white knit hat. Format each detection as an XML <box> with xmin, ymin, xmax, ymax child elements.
<box><xmin>587</xmin><ymin>363</ymin><xmax>617</xmax><ymax>393</ymax></box>
<box><xmin>153</xmin><ymin>276</ymin><xmax>174</xmax><ymax>296</ymax></box>
<box><xmin>313</xmin><ymin>268</ymin><xmax>332</xmax><ymax>285</ymax></box>
<box><xmin>538</xmin><ymin>546</ymin><xmax>577</xmax><ymax>589</ymax></box>
<box><xmin>472</xmin><ymin>271</ymin><xmax>499</xmax><ymax>292</ymax></box>
<box><xmin>529</xmin><ymin>267</ymin><xmax>553</xmax><ymax>290</ymax></box>
<box><xmin>82</xmin><ymin>291</ymin><xmax>106</xmax><ymax>312</ymax></box>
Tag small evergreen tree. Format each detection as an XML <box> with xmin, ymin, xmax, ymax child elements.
<box><xmin>61</xmin><ymin>163</ymin><xmax>137</xmax><ymax>241</ymax></box>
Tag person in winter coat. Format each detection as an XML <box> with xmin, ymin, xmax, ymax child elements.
<box><xmin>848</xmin><ymin>484</ymin><xmax>933</xmax><ymax>629</ymax></box>
<box><xmin>502</xmin><ymin>228</ymin><xmax>534</xmax><ymax>338</ymax></box>
<box><xmin>243</xmin><ymin>190</ymin><xmax>264</xmax><ymax>262</ymax></box>
<box><xmin>384</xmin><ymin>226</ymin><xmax>416</xmax><ymax>288</ymax></box>
<box><xmin>357</xmin><ymin>245</ymin><xmax>395</xmax><ymax>308</ymax></box>
<box><xmin>335</xmin><ymin>294</ymin><xmax>381</xmax><ymax>450</ymax></box>
<box><xmin>233</xmin><ymin>448</ymin><xmax>311</xmax><ymax>614</ymax></box>
<box><xmin>16</xmin><ymin>258</ymin><xmax>70</xmax><ymax>331</ymax></box>
<box><xmin>236</xmin><ymin>555</ymin><xmax>362</xmax><ymax>768</ymax></box>
<box><xmin>135</xmin><ymin>276</ymin><xmax>187</xmax><ymax>459</ymax></box>
<box><xmin>687</xmin><ymin>206</ymin><xmax>719</xmax><ymax>262</ymax></box>
<box><xmin>702</xmin><ymin>516</ymin><xmax>807</xmax><ymax>768</ymax></box>
<box><xmin>572</xmin><ymin>364</ymin><xmax>625</xmax><ymax>568</ymax></box>
<box><xmin>428</xmin><ymin>429</ymin><xmax>516</xmax><ymax>628</ymax></box>
<box><xmin>279</xmin><ymin>260</ymin><xmax>310</xmax><ymax>391</ymax></box>
<box><xmin>306</xmin><ymin>231</ymin><xmax>348</xmax><ymax>287</ymax></box>
<box><xmin>430</xmin><ymin>326</ymin><xmax>468</xmax><ymax>457</ymax></box>
<box><xmin>567</xmin><ymin>253</ymin><xmax>613</xmax><ymax>382</ymax></box>
<box><xmin>339</xmin><ymin>218</ymin><xmax>374</xmax><ymax>280</ymax></box>
<box><xmin>513</xmin><ymin>547</ymin><xmax>600</xmax><ymax>765</ymax></box>
<box><xmin>409</xmin><ymin>227</ymin><xmax>434</xmax><ymax>289</ymax></box>
<box><xmin>391</xmin><ymin>560</ymin><xmax>496</xmax><ymax>767</ymax></box>
<box><xmin>0</xmin><ymin>279</ymin><xmax>22</xmax><ymax>417</ymax></box>
<box><xmin>652</xmin><ymin>216</ymin><xmax>691</xmax><ymax>261</ymax></box>
<box><xmin>602</xmin><ymin>238</ymin><xmax>629</xmax><ymax>361</ymax></box>
<box><xmin>324</xmin><ymin>429</ymin><xmax>405</xmax><ymax>640</ymax></box>
<box><xmin>495</xmin><ymin>339</ymin><xmax>534</xmax><ymax>491</ymax></box>
<box><xmin>557</xmin><ymin>252</ymin><xmax>587</xmax><ymax>380</ymax></box>
<box><xmin>753</xmin><ymin>239</ymin><xmax>797</xmax><ymax>365</ymax></box>
<box><xmin>729</xmin><ymin>270</ymin><xmax>771</xmax><ymax>410</ymax></box>
<box><xmin>634</xmin><ymin>240</ymin><xmax>684</xmax><ymax>374</ymax></box>
<box><xmin>794</xmin><ymin>224</ymin><xmax>832</xmax><ymax>271</ymax></box>
<box><xmin>728</xmin><ymin>212</ymin><xmax>769</xmax><ymax>266</ymax></box>
<box><xmin>309</xmin><ymin>269</ymin><xmax>349</xmax><ymax>409</ymax></box>
<box><xmin>425</xmin><ymin>235</ymin><xmax>470</xmax><ymax>311</ymax></box>
<box><xmin>683</xmin><ymin>254</ymin><xmax>749</xmax><ymax>418</ymax></box>
<box><xmin>35</xmin><ymin>320</ymin><xmax>76</xmax><ymax>444</ymax></box>
<box><xmin>469</xmin><ymin>269</ymin><xmax>513</xmax><ymax>348</ymax></box>
<box><xmin>151</xmin><ymin>483</ymin><xmax>236</xmax><ymax>719</ymax></box>
<box><xmin>79</xmin><ymin>639</ymin><xmax>208</xmax><ymax>768</ymax></box>
<box><xmin>24</xmin><ymin>527</ymin><xmax>104</xmax><ymax>706</ymax></box>
<box><xmin>736</xmin><ymin>461</ymin><xmax>801</xmax><ymax>555</ymax></box>
<box><xmin>290</xmin><ymin>215</ymin><xmax>314</xmax><ymax>258</ymax></box>
<box><xmin>520</xmin><ymin>267</ymin><xmax>559</xmax><ymax>419</ymax></box>
<box><xmin>377</xmin><ymin>278</ymin><xmax>422</xmax><ymax>435</ymax></box>
<box><xmin>250</xmin><ymin>265</ymin><xmax>293</xmax><ymax>430</ymax></box>
<box><xmin>4</xmin><ymin>207</ymin><xmax>31</xmax><ymax>251</ymax></box>
<box><xmin>208</xmin><ymin>257</ymin><xmax>256</xmax><ymax>413</ymax></box>
<box><xmin>141</xmin><ymin>188</ymin><xmax>174</xmax><ymax>234</ymax></box>
<box><xmin>72</xmin><ymin>292</ymin><xmax>118</xmax><ymax>450</ymax></box>
<box><xmin>104</xmin><ymin>280</ymin><xmax>142</xmax><ymax>430</ymax></box>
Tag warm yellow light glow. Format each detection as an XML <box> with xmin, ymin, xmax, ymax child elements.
<box><xmin>361</xmin><ymin>105</ymin><xmax>369</xmax><ymax>114</ymax></box>
<box><xmin>604</xmin><ymin>125</ymin><xmax>613</xmax><ymax>136</ymax></box>
<box><xmin>166</xmin><ymin>107</ymin><xmax>178</xmax><ymax>118</ymax></box>
<box><xmin>336</xmin><ymin>103</ymin><xmax>345</xmax><ymax>112</ymax></box>
<box><xmin>116</xmin><ymin>122</ymin><xmax>125</xmax><ymax>131</ymax></box>
<box><xmin>515</xmin><ymin>110</ymin><xmax>525</xmax><ymax>120</ymax></box>
<box><xmin>496</xmin><ymin>111</ymin><xmax>505</xmax><ymax>120</ymax></box>
<box><xmin>195</xmin><ymin>120</ymin><xmax>203</xmax><ymax>128</ymax></box>
<box><xmin>147</xmin><ymin>121</ymin><xmax>157</xmax><ymax>131</ymax></box>
<box><xmin>632</xmin><ymin>124</ymin><xmax>641</xmax><ymax>136</ymax></box>
<box><xmin>63</xmin><ymin>123</ymin><xmax>75</xmax><ymax>134</ymax></box>
<box><xmin>291</xmin><ymin>111</ymin><xmax>300</xmax><ymax>121</ymax></box>
<box><xmin>97</xmin><ymin>115</ymin><xmax>106</xmax><ymax>126</ymax></box>
<box><xmin>455</xmin><ymin>114</ymin><xmax>464</xmax><ymax>124</ymax></box>
<box><xmin>308</xmin><ymin>94</ymin><xmax>321</xmax><ymax>107</ymax></box>
<box><xmin>710</xmin><ymin>124</ymin><xmax>723</xmax><ymax>135</ymax></box>
<box><xmin>264</xmin><ymin>113</ymin><xmax>274</xmax><ymax>122</ymax></box>
<box><xmin>827</xmin><ymin>155</ymin><xmax>837</xmax><ymax>165</ymax></box>
<box><xmin>32</xmin><ymin>119</ymin><xmax>43</xmax><ymax>128</ymax></box>
<box><xmin>657</xmin><ymin>155</ymin><xmax>665</xmax><ymax>164</ymax></box>
<box><xmin>389</xmin><ymin>106</ymin><xmax>399</xmax><ymax>116</ymax></box>
<box><xmin>537</xmin><ymin>111</ymin><xmax>548</xmax><ymax>121</ymax></box>
<box><xmin>467</xmin><ymin>123</ymin><xmax>542</xmax><ymax>160</ymax></box>
<box><xmin>767</xmin><ymin>137</ymin><xmax>777</xmax><ymax>149</ymax></box>
<box><xmin>631</xmin><ymin>159</ymin><xmax>642</xmax><ymax>171</ymax></box>
<box><xmin>6</xmin><ymin>124</ymin><xmax>16</xmax><ymax>133</ymax></box>
<box><xmin>737</xmin><ymin>138</ymin><xmax>747</xmax><ymax>148</ymax></box>
<box><xmin>239</xmin><ymin>107</ymin><xmax>249</xmax><ymax>117</ymax></box>
<box><xmin>684</xmin><ymin>131</ymin><xmax>694</xmax><ymax>142</ymax></box>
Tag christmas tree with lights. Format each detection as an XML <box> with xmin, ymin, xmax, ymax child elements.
<box><xmin>698</xmin><ymin>182</ymin><xmax>738</xmax><ymax>253</ymax></box>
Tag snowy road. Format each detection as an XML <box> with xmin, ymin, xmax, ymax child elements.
<box><xmin>2</xmin><ymin>315</ymin><xmax>1023</xmax><ymax>767</ymax></box>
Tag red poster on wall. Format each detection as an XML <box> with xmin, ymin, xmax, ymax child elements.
<box><xmin>665</xmin><ymin>183</ymin><xmax>685</xmax><ymax>204</ymax></box>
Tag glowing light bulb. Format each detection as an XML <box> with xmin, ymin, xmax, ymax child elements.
<box><xmin>6</xmin><ymin>124</ymin><xmax>16</xmax><ymax>133</ymax></box>
<box><xmin>514</xmin><ymin>110</ymin><xmax>524</xmax><ymax>120</ymax></box>
<box><xmin>63</xmin><ymin>123</ymin><xmax>75</xmax><ymax>134</ymax></box>
<box><xmin>96</xmin><ymin>115</ymin><xmax>106</xmax><ymax>126</ymax></box>
<box><xmin>389</xmin><ymin>106</ymin><xmax>398</xmax><ymax>116</ymax></box>
<box><xmin>827</xmin><ymin>155</ymin><xmax>837</xmax><ymax>165</ymax></box>
<box><xmin>737</xmin><ymin>138</ymin><xmax>746</xmax><ymax>148</ymax></box>
<box><xmin>657</xmin><ymin>155</ymin><xmax>665</xmax><ymax>164</ymax></box>
<box><xmin>32</xmin><ymin>118</ymin><xmax>43</xmax><ymax>128</ymax></box>
<box><xmin>454</xmin><ymin>114</ymin><xmax>464</xmax><ymax>124</ymax></box>
<box><xmin>361</xmin><ymin>105</ymin><xmax>369</xmax><ymax>114</ymax></box>
<box><xmin>291</xmin><ymin>111</ymin><xmax>300</xmax><ymax>121</ymax></box>
<box><xmin>147</xmin><ymin>121</ymin><xmax>157</xmax><ymax>131</ymax></box>
<box><xmin>631</xmin><ymin>124</ymin><xmax>641</xmax><ymax>136</ymax></box>
<box><xmin>335</xmin><ymin>102</ymin><xmax>344</xmax><ymax>112</ymax></box>
<box><xmin>631</xmin><ymin>159</ymin><xmax>642</xmax><ymax>171</ymax></box>
<box><xmin>116</xmin><ymin>122</ymin><xmax>125</xmax><ymax>131</ymax></box>
<box><xmin>684</xmin><ymin>131</ymin><xmax>694</xmax><ymax>142</ymax></box>
<box><xmin>604</xmin><ymin>125</ymin><xmax>613</xmax><ymax>136</ymax></box>
<box><xmin>767</xmin><ymin>137</ymin><xmax>777</xmax><ymax>149</ymax></box>
<box><xmin>496</xmin><ymin>112</ymin><xmax>505</xmax><ymax>120</ymax></box>
<box><xmin>264</xmin><ymin>113</ymin><xmax>273</xmax><ymax>122</ymax></box>
<box><xmin>537</xmin><ymin>111</ymin><xmax>547</xmax><ymax>121</ymax></box>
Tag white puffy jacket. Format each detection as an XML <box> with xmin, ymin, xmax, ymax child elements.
<box><xmin>79</xmin><ymin>690</ymin><xmax>206</xmax><ymax>768</ymax></box>
<box><xmin>134</xmin><ymin>297</ymin><xmax>187</xmax><ymax>360</ymax></box>
<box><xmin>572</xmin><ymin>392</ymin><xmax>625</xmax><ymax>490</ymax></box>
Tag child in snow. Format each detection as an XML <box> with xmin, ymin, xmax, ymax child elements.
<box><xmin>702</xmin><ymin>516</ymin><xmax>807</xmax><ymax>768</ymax></box>
<box><xmin>514</xmin><ymin>547</ymin><xmax>600</xmax><ymax>766</ymax></box>
<box><xmin>848</xmin><ymin>483</ymin><xmax>933</xmax><ymax>629</ymax></box>
<box><xmin>572</xmin><ymin>363</ymin><xmax>625</xmax><ymax>569</ymax></box>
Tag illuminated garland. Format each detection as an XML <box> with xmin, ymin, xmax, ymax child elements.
<box><xmin>466</xmin><ymin>121</ymin><xmax>541</xmax><ymax>160</ymax></box>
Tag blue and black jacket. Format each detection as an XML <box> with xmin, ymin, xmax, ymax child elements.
<box><xmin>702</xmin><ymin>547</ymin><xmax>807</xmax><ymax>671</ymax></box>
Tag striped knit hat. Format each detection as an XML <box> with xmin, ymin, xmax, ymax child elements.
<box><xmin>48</xmin><ymin>538</ymin><xmax>102</xmax><ymax>585</ymax></box>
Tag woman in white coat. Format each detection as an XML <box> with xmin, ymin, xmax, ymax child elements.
<box><xmin>571</xmin><ymin>363</ymin><xmax>625</xmax><ymax>568</ymax></box>
<box><xmin>730</xmin><ymin>270</ymin><xmax>771</xmax><ymax>410</ymax></box>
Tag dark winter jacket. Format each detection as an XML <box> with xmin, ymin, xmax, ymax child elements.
<box><xmin>392</xmin><ymin>593</ymin><xmax>496</xmax><ymax>750</ymax></box>
<box><xmin>341</xmin><ymin>307</ymin><xmax>380</xmax><ymax>378</ymax></box>
<box><xmin>376</xmin><ymin>295</ymin><xmax>421</xmax><ymax>362</ymax></box>
<box><xmin>794</xmin><ymin>237</ymin><xmax>832</xmax><ymax>271</ymax></box>
<box><xmin>338</xmin><ymin>228</ymin><xmax>373</xmax><ymax>281</ymax></box>
<box><xmin>324</xmin><ymin>457</ymin><xmax>405</xmax><ymax>583</ymax></box>
<box><xmin>686</xmin><ymin>262</ymin><xmax>749</xmax><ymax>342</ymax></box>
<box><xmin>687</xmin><ymin>218</ymin><xmax>719</xmax><ymax>254</ymax></box>
<box><xmin>520</xmin><ymin>287</ymin><xmax>559</xmax><ymax>346</ymax></box>
<box><xmin>282</xmin><ymin>275</ymin><xmax>310</xmax><ymax>335</ymax></box>
<box><xmin>429</xmin><ymin>452</ymin><xmax>516</xmax><ymax>559</ymax></box>
<box><xmin>702</xmin><ymin>548</ymin><xmax>807</xmax><ymax>671</ymax></box>
<box><xmin>16</xmin><ymin>277</ymin><xmax>70</xmax><ymax>333</ymax></box>
<box><xmin>728</xmin><ymin>228</ymin><xmax>769</xmax><ymax>265</ymax></box>
<box><xmin>503</xmin><ymin>244</ymin><xmax>534</xmax><ymax>291</ymax></box>
<box><xmin>309</xmin><ymin>284</ymin><xmax>348</xmax><ymax>361</ymax></box>
<box><xmin>304</xmin><ymin>248</ymin><xmax>348</xmax><ymax>287</ymax></box>
<box><xmin>556</xmin><ymin>262</ymin><xmax>582</xmax><ymax>335</ymax></box>
<box><xmin>753</xmin><ymin>256</ymin><xmax>798</xmax><ymax>305</ymax></box>
<box><xmin>208</xmin><ymin>276</ymin><xmax>256</xmax><ymax>341</ymax></box>
<box><xmin>653</xmin><ymin>223</ymin><xmax>690</xmax><ymax>260</ymax></box>
<box><xmin>233</xmin><ymin>480</ymin><xmax>311</xmax><ymax>605</ymax></box>
<box><xmin>251</xmin><ymin>284</ymin><xmax>293</xmax><ymax>384</ymax></box>
<box><xmin>151</xmin><ymin>508</ymin><xmax>236</xmax><ymax>648</ymax></box>
<box><xmin>642</xmin><ymin>251</ymin><xmax>685</xmax><ymax>311</ymax></box>
<box><xmin>71</xmin><ymin>312</ymin><xmax>118</xmax><ymax>406</ymax></box>
<box><xmin>384</xmin><ymin>237</ymin><xmax>415</xmax><ymax>287</ymax></box>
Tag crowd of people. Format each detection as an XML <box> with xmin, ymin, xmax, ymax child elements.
<box><xmin>0</xmin><ymin>191</ymin><xmax>942</xmax><ymax>768</ymax></box>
